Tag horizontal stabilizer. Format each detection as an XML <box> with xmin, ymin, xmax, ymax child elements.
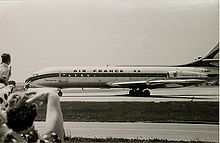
<box><xmin>202</xmin><ymin>59</ymin><xmax>219</xmax><ymax>62</ymax></box>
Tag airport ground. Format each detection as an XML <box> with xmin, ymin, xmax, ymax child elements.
<box><xmin>31</xmin><ymin>86</ymin><xmax>219</xmax><ymax>142</ymax></box>
<box><xmin>35</xmin><ymin>122</ymin><xmax>218</xmax><ymax>143</ymax></box>
<box><xmin>59</xmin><ymin>86</ymin><xmax>219</xmax><ymax>102</ymax></box>
<box><xmin>36</xmin><ymin>101</ymin><xmax>218</xmax><ymax>123</ymax></box>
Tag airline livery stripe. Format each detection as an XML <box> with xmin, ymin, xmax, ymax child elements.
<box><xmin>26</xmin><ymin>72</ymin><xmax>168</xmax><ymax>82</ymax></box>
<box><xmin>61</xmin><ymin>72</ymin><xmax>168</xmax><ymax>77</ymax></box>
<box><xmin>26</xmin><ymin>73</ymin><xmax>59</xmax><ymax>82</ymax></box>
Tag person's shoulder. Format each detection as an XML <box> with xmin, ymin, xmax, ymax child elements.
<box><xmin>0</xmin><ymin>63</ymin><xmax>8</xmax><ymax>68</ymax></box>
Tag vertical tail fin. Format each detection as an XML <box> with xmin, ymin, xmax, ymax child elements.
<box><xmin>202</xmin><ymin>43</ymin><xmax>219</xmax><ymax>60</ymax></box>
<box><xmin>179</xmin><ymin>43</ymin><xmax>219</xmax><ymax>67</ymax></box>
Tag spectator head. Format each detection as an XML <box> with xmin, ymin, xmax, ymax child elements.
<box><xmin>8</xmin><ymin>80</ymin><xmax>16</xmax><ymax>87</ymax></box>
<box><xmin>6</xmin><ymin>93</ymin><xmax>37</xmax><ymax>133</ymax></box>
<box><xmin>1</xmin><ymin>53</ymin><xmax>11</xmax><ymax>65</ymax></box>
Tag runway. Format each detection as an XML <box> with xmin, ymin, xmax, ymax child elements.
<box><xmin>60</xmin><ymin>87</ymin><xmax>219</xmax><ymax>102</ymax></box>
<box><xmin>35</xmin><ymin>122</ymin><xmax>219</xmax><ymax>142</ymax></box>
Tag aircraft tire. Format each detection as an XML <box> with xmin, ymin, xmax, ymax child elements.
<box><xmin>129</xmin><ymin>90</ymin><xmax>135</xmax><ymax>96</ymax></box>
<box><xmin>143</xmin><ymin>89</ymin><xmax>150</xmax><ymax>97</ymax></box>
<box><xmin>58</xmin><ymin>90</ymin><xmax>63</xmax><ymax>97</ymax></box>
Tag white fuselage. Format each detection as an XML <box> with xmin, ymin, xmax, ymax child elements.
<box><xmin>25</xmin><ymin>65</ymin><xmax>218</xmax><ymax>89</ymax></box>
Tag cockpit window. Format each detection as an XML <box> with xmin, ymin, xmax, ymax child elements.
<box><xmin>33</xmin><ymin>73</ymin><xmax>38</xmax><ymax>76</ymax></box>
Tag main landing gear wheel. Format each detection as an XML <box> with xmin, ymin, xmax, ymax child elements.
<box><xmin>143</xmin><ymin>89</ymin><xmax>151</xmax><ymax>97</ymax></box>
<box><xmin>129</xmin><ymin>89</ymin><xmax>151</xmax><ymax>97</ymax></box>
<box><xmin>129</xmin><ymin>90</ymin><xmax>135</xmax><ymax>96</ymax></box>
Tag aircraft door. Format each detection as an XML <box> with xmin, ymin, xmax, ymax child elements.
<box><xmin>58</xmin><ymin>71</ymin><xmax>68</xmax><ymax>83</ymax></box>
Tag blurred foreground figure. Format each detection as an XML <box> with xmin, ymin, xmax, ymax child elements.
<box><xmin>0</xmin><ymin>88</ymin><xmax>64</xmax><ymax>142</ymax></box>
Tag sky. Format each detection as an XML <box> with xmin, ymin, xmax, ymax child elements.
<box><xmin>0</xmin><ymin>0</ymin><xmax>219</xmax><ymax>82</ymax></box>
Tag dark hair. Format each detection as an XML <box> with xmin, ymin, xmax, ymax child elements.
<box><xmin>6</xmin><ymin>96</ymin><xmax>37</xmax><ymax>132</ymax></box>
<box><xmin>0</xmin><ymin>78</ymin><xmax>7</xmax><ymax>85</ymax></box>
<box><xmin>1</xmin><ymin>53</ymin><xmax>11</xmax><ymax>63</ymax></box>
<box><xmin>8</xmin><ymin>80</ymin><xmax>16</xmax><ymax>86</ymax></box>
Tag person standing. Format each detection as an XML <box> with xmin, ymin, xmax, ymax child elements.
<box><xmin>0</xmin><ymin>53</ymin><xmax>11</xmax><ymax>88</ymax></box>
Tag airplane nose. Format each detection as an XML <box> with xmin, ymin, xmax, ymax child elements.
<box><xmin>24</xmin><ymin>77</ymin><xmax>34</xmax><ymax>89</ymax></box>
<box><xmin>25</xmin><ymin>73</ymin><xmax>39</xmax><ymax>84</ymax></box>
<box><xmin>25</xmin><ymin>73</ymin><xmax>40</xmax><ymax>88</ymax></box>
<box><xmin>25</xmin><ymin>77</ymin><xmax>31</xmax><ymax>84</ymax></box>
<box><xmin>24</xmin><ymin>82</ymin><xmax>30</xmax><ymax>89</ymax></box>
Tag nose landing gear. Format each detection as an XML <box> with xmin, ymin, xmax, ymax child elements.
<box><xmin>57</xmin><ymin>89</ymin><xmax>63</xmax><ymax>97</ymax></box>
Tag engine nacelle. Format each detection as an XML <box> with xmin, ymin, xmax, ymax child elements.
<box><xmin>168</xmin><ymin>71</ymin><xmax>207</xmax><ymax>79</ymax></box>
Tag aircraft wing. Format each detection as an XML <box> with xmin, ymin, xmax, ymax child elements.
<box><xmin>107</xmin><ymin>79</ymin><xmax>206</xmax><ymax>89</ymax></box>
<box><xmin>107</xmin><ymin>81</ymin><xmax>148</xmax><ymax>88</ymax></box>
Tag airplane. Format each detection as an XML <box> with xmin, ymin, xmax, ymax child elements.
<box><xmin>25</xmin><ymin>43</ymin><xmax>219</xmax><ymax>96</ymax></box>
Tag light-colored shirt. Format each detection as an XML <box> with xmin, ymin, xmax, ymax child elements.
<box><xmin>0</xmin><ymin>63</ymin><xmax>11</xmax><ymax>84</ymax></box>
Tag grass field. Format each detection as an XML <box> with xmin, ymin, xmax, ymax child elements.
<box><xmin>36</xmin><ymin>101</ymin><xmax>218</xmax><ymax>124</ymax></box>
<box><xmin>63</xmin><ymin>137</ymin><xmax>213</xmax><ymax>143</ymax></box>
<box><xmin>47</xmin><ymin>101</ymin><xmax>218</xmax><ymax>142</ymax></box>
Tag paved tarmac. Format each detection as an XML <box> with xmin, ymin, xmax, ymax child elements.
<box><xmin>35</xmin><ymin>122</ymin><xmax>219</xmax><ymax>142</ymax></box>
<box><xmin>60</xmin><ymin>87</ymin><xmax>219</xmax><ymax>102</ymax></box>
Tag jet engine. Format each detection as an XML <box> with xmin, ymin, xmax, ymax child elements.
<box><xmin>168</xmin><ymin>71</ymin><xmax>207</xmax><ymax>79</ymax></box>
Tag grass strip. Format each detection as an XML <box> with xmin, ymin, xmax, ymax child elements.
<box><xmin>64</xmin><ymin>137</ymin><xmax>214</xmax><ymax>143</ymax></box>
<box><xmin>36</xmin><ymin>101</ymin><xmax>219</xmax><ymax>123</ymax></box>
